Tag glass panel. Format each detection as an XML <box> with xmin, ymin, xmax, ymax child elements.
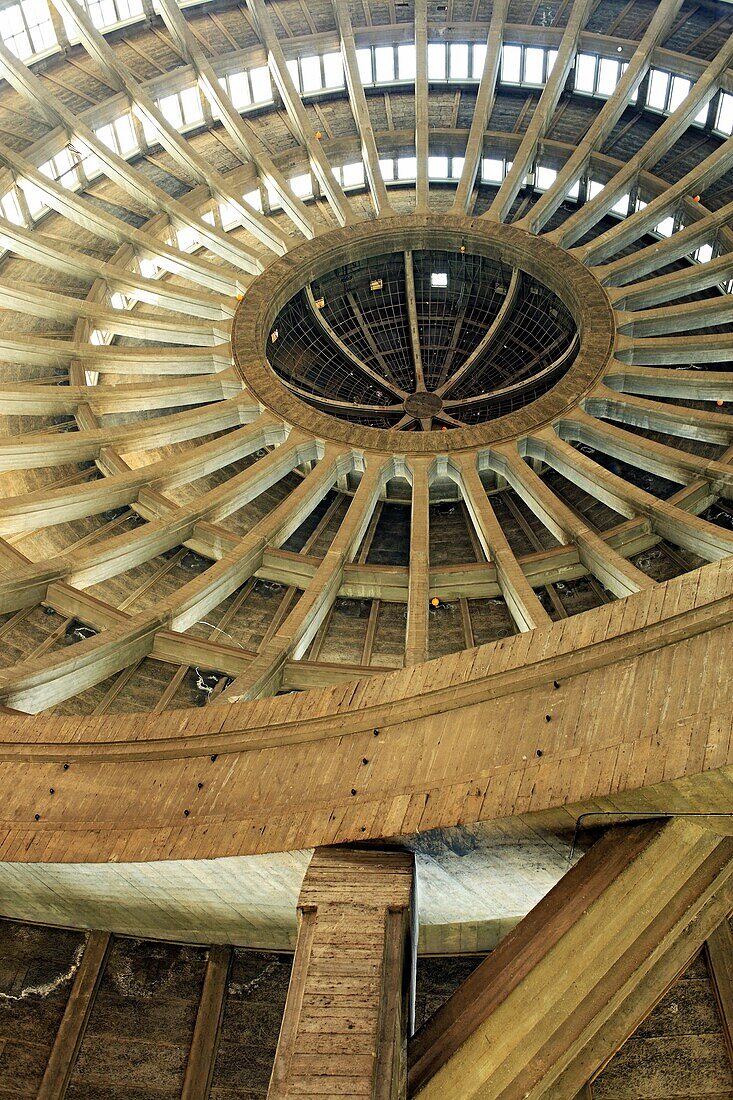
<box><xmin>647</xmin><ymin>69</ymin><xmax>669</xmax><ymax>110</ymax></box>
<box><xmin>322</xmin><ymin>51</ymin><xmax>344</xmax><ymax>88</ymax></box>
<box><xmin>575</xmin><ymin>54</ymin><xmax>596</xmax><ymax>93</ymax></box>
<box><xmin>356</xmin><ymin>48</ymin><xmax>373</xmax><ymax>84</ymax></box>
<box><xmin>397</xmin><ymin>43</ymin><xmax>416</xmax><ymax>80</ymax></box>
<box><xmin>428</xmin><ymin>155</ymin><xmax>449</xmax><ymax>178</ymax></box>
<box><xmin>375</xmin><ymin>46</ymin><xmax>395</xmax><ymax>82</ymax></box>
<box><xmin>300</xmin><ymin>55</ymin><xmax>322</xmax><ymax>92</ymax></box>
<box><xmin>428</xmin><ymin>42</ymin><xmax>446</xmax><ymax>79</ymax></box>
<box><xmin>397</xmin><ymin>156</ymin><xmax>417</xmax><ymax>179</ymax></box>
<box><xmin>501</xmin><ymin>44</ymin><xmax>521</xmax><ymax>83</ymax></box>
<box><xmin>597</xmin><ymin>58</ymin><xmax>620</xmax><ymax>97</ymax></box>
<box><xmin>249</xmin><ymin>66</ymin><xmax>272</xmax><ymax>103</ymax></box>
<box><xmin>523</xmin><ymin>47</ymin><xmax>544</xmax><ymax>85</ymax></box>
<box><xmin>449</xmin><ymin>43</ymin><xmax>469</xmax><ymax>79</ymax></box>
<box><xmin>472</xmin><ymin>42</ymin><xmax>487</xmax><ymax>76</ymax></box>
<box><xmin>668</xmin><ymin>75</ymin><xmax>690</xmax><ymax>113</ymax></box>
<box><xmin>481</xmin><ymin>157</ymin><xmax>503</xmax><ymax>182</ymax></box>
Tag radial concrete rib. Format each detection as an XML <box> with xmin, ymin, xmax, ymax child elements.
<box><xmin>615</xmin><ymin>295</ymin><xmax>733</xmax><ymax>337</ymax></box>
<box><xmin>0</xmin><ymin>217</ymin><xmax>232</xmax><ymax>319</ymax></box>
<box><xmin>245</xmin><ymin>0</ymin><xmax>356</xmax><ymax>227</ymax></box>
<box><xmin>0</xmin><ymin>392</ymin><xmax>257</xmax><ymax>473</ymax></box>
<box><xmin>155</xmin><ymin>0</ymin><xmax>317</xmax><ymax>240</ymax></box>
<box><xmin>222</xmin><ymin>453</ymin><xmax>392</xmax><ymax>701</ymax></box>
<box><xmin>586</xmin><ymin>384</ymin><xmax>733</xmax><ymax>447</ymax></box>
<box><xmin>332</xmin><ymin>0</ymin><xmax>393</xmax><ymax>217</ymax></box>
<box><xmin>451</xmin><ymin>0</ymin><xmax>509</xmax><ymax>215</ymax></box>
<box><xmin>485</xmin><ymin>0</ymin><xmax>594</xmax><ymax>225</ymax></box>
<box><xmin>530</xmin><ymin>427</ymin><xmax>733</xmax><ymax>561</ymax></box>
<box><xmin>444</xmin><ymin>335</ymin><xmax>579</xmax><ymax>411</ymax></box>
<box><xmin>305</xmin><ymin>286</ymin><xmax>408</xmax><ymax>400</ymax></box>
<box><xmin>0</xmin><ymin>374</ymin><xmax>240</xmax><ymax>417</ymax></box>
<box><xmin>516</xmin><ymin>0</ymin><xmax>685</xmax><ymax>236</ymax></box>
<box><xmin>616</xmin><ymin>330</ymin><xmax>733</xmax><ymax>366</ymax></box>
<box><xmin>0</xmin><ymin>39</ymin><xmax>264</xmax><ymax>275</ymax></box>
<box><xmin>581</xmin><ymin>137</ymin><xmax>733</xmax><ymax>269</ymax></box>
<box><xmin>452</xmin><ymin>453</ymin><xmax>552</xmax><ymax>632</ymax></box>
<box><xmin>49</xmin><ymin>0</ymin><xmax>291</xmax><ymax>256</ymax></box>
<box><xmin>437</xmin><ymin>268</ymin><xmax>520</xmax><ymax>397</ymax></box>
<box><xmin>0</xmin><ymin>452</ymin><xmax>344</xmax><ymax>711</ymax></box>
<box><xmin>604</xmin><ymin>363</ymin><xmax>733</xmax><ymax>404</ymax></box>
<box><xmin>551</xmin><ymin>38</ymin><xmax>733</xmax><ymax>249</ymax></box>
<box><xmin>492</xmin><ymin>443</ymin><xmax>653</xmax><ymax>597</ymax></box>
<box><xmin>0</xmin><ymin>434</ymin><xmax>315</xmax><ymax>614</ymax></box>
<box><xmin>0</xmin><ymin>278</ymin><xmax>228</xmax><ymax>344</ymax></box>
<box><xmin>0</xmin><ymin>142</ymin><xmax>244</xmax><ymax>296</ymax></box>
<box><xmin>596</xmin><ymin>198</ymin><xmax>733</xmax><ymax>287</ymax></box>
<box><xmin>405</xmin><ymin>250</ymin><xmax>426</xmax><ymax>404</ymax></box>
<box><xmin>0</xmin><ymin>417</ymin><xmax>289</xmax><ymax>537</ymax></box>
<box><xmin>405</xmin><ymin>457</ymin><xmax>432</xmax><ymax>666</ymax></box>
<box><xmin>562</xmin><ymin>407</ymin><xmax>733</xmax><ymax>497</ymax></box>
<box><xmin>609</xmin><ymin>253</ymin><xmax>733</xmax><ymax>310</ymax></box>
<box><xmin>408</xmin><ymin>820</ymin><xmax>733</xmax><ymax>1100</ymax></box>
<box><xmin>281</xmin><ymin>377</ymin><xmax>404</xmax><ymax>418</ymax></box>
<box><xmin>414</xmin><ymin>0</ymin><xmax>429</xmax><ymax>211</ymax></box>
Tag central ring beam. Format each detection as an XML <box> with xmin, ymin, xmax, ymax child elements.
<box><xmin>232</xmin><ymin>214</ymin><xmax>615</xmax><ymax>454</ymax></box>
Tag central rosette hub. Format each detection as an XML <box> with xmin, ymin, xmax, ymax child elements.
<box><xmin>404</xmin><ymin>392</ymin><xmax>443</xmax><ymax>417</ymax></box>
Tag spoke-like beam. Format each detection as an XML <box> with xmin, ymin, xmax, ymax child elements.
<box><xmin>530</xmin><ymin>426</ymin><xmax>733</xmax><ymax>560</ymax></box>
<box><xmin>551</xmin><ymin>38</ymin><xmax>733</xmax><ymax>249</ymax></box>
<box><xmin>451</xmin><ymin>0</ymin><xmax>509</xmax><ymax>214</ymax></box>
<box><xmin>223</xmin><ymin>454</ymin><xmax>390</xmax><ymax>700</ymax></box>
<box><xmin>615</xmin><ymin>294</ymin><xmax>733</xmax><ymax>337</ymax></box>
<box><xmin>246</xmin><ymin>0</ymin><xmax>356</xmax><ymax>227</ymax></box>
<box><xmin>616</xmin><ymin>329</ymin><xmax>733</xmax><ymax>366</ymax></box>
<box><xmin>332</xmin><ymin>0</ymin><xmax>393</xmax><ymax>217</ymax></box>
<box><xmin>586</xmin><ymin>384</ymin><xmax>733</xmax><ymax>446</ymax></box>
<box><xmin>155</xmin><ymin>0</ymin><xmax>317</xmax><ymax>240</ymax></box>
<box><xmin>0</xmin><ymin>141</ymin><xmax>244</xmax><ymax>296</ymax></box>
<box><xmin>609</xmin><ymin>253</ymin><xmax>733</xmax><ymax>311</ymax></box>
<box><xmin>0</xmin><ymin>373</ymin><xmax>240</xmax><ymax>416</ymax></box>
<box><xmin>485</xmin><ymin>0</ymin><xmax>594</xmax><ymax>224</ymax></box>
<box><xmin>517</xmin><ymin>0</ymin><xmax>685</xmax><ymax>235</ymax></box>
<box><xmin>452</xmin><ymin>453</ymin><xmax>552</xmax><ymax>632</ymax></box>
<box><xmin>409</xmin><ymin>820</ymin><xmax>733</xmax><ymax>1100</ymax></box>
<box><xmin>604</xmin><ymin>363</ymin><xmax>733</xmax><ymax>403</ymax></box>
<box><xmin>405</xmin><ymin>457</ymin><xmax>431</xmax><ymax>666</ymax></box>
<box><xmin>405</xmin><ymin>250</ymin><xmax>426</xmax><ymax>404</ymax></box>
<box><xmin>492</xmin><ymin>443</ymin><xmax>653</xmax><ymax>597</ymax></box>
<box><xmin>444</xmin><ymin>335</ymin><xmax>579</xmax><ymax>411</ymax></box>
<box><xmin>50</xmin><ymin>0</ymin><xmax>292</xmax><ymax>256</ymax></box>
<box><xmin>437</xmin><ymin>268</ymin><xmax>520</xmax><ymax>397</ymax></box>
<box><xmin>0</xmin><ymin>40</ymin><xmax>266</xmax><ymax>275</ymax></box>
<box><xmin>582</xmin><ymin>138</ymin><xmax>733</xmax><ymax>270</ymax></box>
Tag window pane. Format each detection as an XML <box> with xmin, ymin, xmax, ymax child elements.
<box><xmin>535</xmin><ymin>166</ymin><xmax>556</xmax><ymax>190</ymax></box>
<box><xmin>375</xmin><ymin>46</ymin><xmax>395</xmax><ymax>82</ymax></box>
<box><xmin>575</xmin><ymin>53</ymin><xmax>596</xmax><ymax>93</ymax></box>
<box><xmin>342</xmin><ymin>161</ymin><xmax>365</xmax><ymax>187</ymax></box>
<box><xmin>431</xmin><ymin>272</ymin><xmax>448</xmax><ymax>288</ymax></box>
<box><xmin>597</xmin><ymin>58</ymin><xmax>619</xmax><ymax>97</ymax></box>
<box><xmin>647</xmin><ymin>69</ymin><xmax>669</xmax><ymax>110</ymax></box>
<box><xmin>180</xmin><ymin>86</ymin><xmax>202</xmax><ymax>124</ymax></box>
<box><xmin>451</xmin><ymin>157</ymin><xmax>464</xmax><ymax>178</ymax></box>
<box><xmin>249</xmin><ymin>66</ymin><xmax>272</xmax><ymax>103</ymax></box>
<box><xmin>379</xmin><ymin>158</ymin><xmax>395</xmax><ymax>181</ymax></box>
<box><xmin>716</xmin><ymin>92</ymin><xmax>733</xmax><ymax>135</ymax></box>
<box><xmin>668</xmin><ymin>76</ymin><xmax>690</xmax><ymax>113</ymax></box>
<box><xmin>546</xmin><ymin>49</ymin><xmax>558</xmax><ymax>77</ymax></box>
<box><xmin>114</xmin><ymin>113</ymin><xmax>137</xmax><ymax>154</ymax></box>
<box><xmin>427</xmin><ymin>42</ymin><xmax>446</xmax><ymax>79</ymax></box>
<box><xmin>323</xmin><ymin>52</ymin><xmax>343</xmax><ymax>88</ymax></box>
<box><xmin>611</xmin><ymin>193</ymin><xmax>630</xmax><ymax>216</ymax></box>
<box><xmin>356</xmin><ymin>48</ymin><xmax>373</xmax><ymax>84</ymax></box>
<box><xmin>449</xmin><ymin>43</ymin><xmax>469</xmax><ymax>79</ymax></box>
<box><xmin>587</xmin><ymin>180</ymin><xmax>604</xmax><ymax>200</ymax></box>
<box><xmin>159</xmin><ymin>94</ymin><xmax>182</xmax><ymax>127</ymax></box>
<box><xmin>290</xmin><ymin>172</ymin><xmax>312</xmax><ymax>197</ymax></box>
<box><xmin>472</xmin><ymin>43</ymin><xmax>486</xmax><ymax>76</ymax></box>
<box><xmin>300</xmin><ymin>55</ymin><xmax>322</xmax><ymax>92</ymax></box>
<box><xmin>481</xmin><ymin>157</ymin><xmax>503</xmax><ymax>182</ymax></box>
<box><xmin>428</xmin><ymin>155</ymin><xmax>449</xmax><ymax>179</ymax></box>
<box><xmin>286</xmin><ymin>58</ymin><xmax>301</xmax><ymax>90</ymax></box>
<box><xmin>397</xmin><ymin>156</ymin><xmax>417</xmax><ymax>179</ymax></box>
<box><xmin>655</xmin><ymin>216</ymin><xmax>674</xmax><ymax>237</ymax></box>
<box><xmin>695</xmin><ymin>243</ymin><xmax>713</xmax><ymax>264</ymax></box>
<box><xmin>228</xmin><ymin>71</ymin><xmax>251</xmax><ymax>108</ymax></box>
<box><xmin>397</xmin><ymin>43</ymin><xmax>416</xmax><ymax>80</ymax></box>
<box><xmin>501</xmin><ymin>44</ymin><xmax>521</xmax><ymax>83</ymax></box>
<box><xmin>523</xmin><ymin>47</ymin><xmax>544</xmax><ymax>85</ymax></box>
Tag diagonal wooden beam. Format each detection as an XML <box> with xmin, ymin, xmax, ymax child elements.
<box><xmin>517</xmin><ymin>0</ymin><xmax>685</xmax><ymax>235</ymax></box>
<box><xmin>332</xmin><ymin>0</ymin><xmax>394</xmax><ymax>216</ymax></box>
<box><xmin>155</xmin><ymin>0</ymin><xmax>317</xmax><ymax>240</ymax></box>
<box><xmin>414</xmin><ymin>0</ymin><xmax>429</xmax><ymax>211</ymax></box>
<box><xmin>181</xmin><ymin>945</ymin><xmax>232</xmax><ymax>1100</ymax></box>
<box><xmin>485</xmin><ymin>0</ymin><xmax>594</xmax><ymax>224</ymax></box>
<box><xmin>551</xmin><ymin>37</ymin><xmax>733</xmax><ymax>248</ymax></box>
<box><xmin>451</xmin><ymin>0</ymin><xmax>509</xmax><ymax>215</ymax></box>
<box><xmin>246</xmin><ymin>0</ymin><xmax>356</xmax><ymax>227</ymax></box>
<box><xmin>705</xmin><ymin>919</ymin><xmax>733</xmax><ymax>1066</ymax></box>
<box><xmin>37</xmin><ymin>931</ymin><xmax>111</xmax><ymax>1100</ymax></box>
<box><xmin>405</xmin><ymin>457</ymin><xmax>431</xmax><ymax>666</ymax></box>
<box><xmin>409</xmin><ymin>819</ymin><xmax>733</xmax><ymax>1099</ymax></box>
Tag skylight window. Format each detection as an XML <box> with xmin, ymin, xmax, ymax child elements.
<box><xmin>611</xmin><ymin>193</ymin><xmax>630</xmax><ymax>216</ymax></box>
<box><xmin>668</xmin><ymin>75</ymin><xmax>690</xmax><ymax>113</ymax></box>
<box><xmin>451</xmin><ymin>156</ymin><xmax>465</xmax><ymax>178</ymax></box>
<box><xmin>341</xmin><ymin>161</ymin><xmax>365</xmax><ymax>188</ymax></box>
<box><xmin>428</xmin><ymin>43</ymin><xmax>446</xmax><ymax>80</ymax></box>
<box><xmin>431</xmin><ymin>272</ymin><xmax>448</xmax><ymax>288</ymax></box>
<box><xmin>575</xmin><ymin>54</ymin><xmax>596</xmax><ymax>93</ymax></box>
<box><xmin>449</xmin><ymin>43</ymin><xmax>469</xmax><ymax>80</ymax></box>
<box><xmin>219</xmin><ymin>202</ymin><xmax>239</xmax><ymax>230</ymax></box>
<box><xmin>397</xmin><ymin>156</ymin><xmax>417</xmax><ymax>180</ymax></box>
<box><xmin>715</xmin><ymin>92</ymin><xmax>733</xmax><ymax>136</ymax></box>
<box><xmin>481</xmin><ymin>158</ymin><xmax>503</xmax><ymax>183</ymax></box>
<box><xmin>648</xmin><ymin>69</ymin><xmax>669</xmax><ymax>110</ymax></box>
<box><xmin>535</xmin><ymin>166</ymin><xmax>556</xmax><ymax>191</ymax></box>
<box><xmin>694</xmin><ymin>243</ymin><xmax>713</xmax><ymax>264</ymax></box>
<box><xmin>379</xmin><ymin>158</ymin><xmax>395</xmax><ymax>181</ymax></box>
<box><xmin>397</xmin><ymin>44</ymin><xmax>416</xmax><ymax>80</ymax></box>
<box><xmin>287</xmin><ymin>59</ymin><xmax>301</xmax><ymax>91</ymax></box>
<box><xmin>472</xmin><ymin>43</ymin><xmax>487</xmax><ymax>75</ymax></box>
<box><xmin>323</xmin><ymin>52</ymin><xmax>344</xmax><ymax>88</ymax></box>
<box><xmin>587</xmin><ymin>180</ymin><xmax>604</xmax><ymax>200</ymax></box>
<box><xmin>547</xmin><ymin>49</ymin><xmax>558</xmax><ymax>76</ymax></box>
<box><xmin>290</xmin><ymin>173</ymin><xmax>313</xmax><ymax>198</ymax></box>
<box><xmin>523</xmin><ymin>47</ymin><xmax>544</xmax><ymax>85</ymax></box>
<box><xmin>3</xmin><ymin>0</ymin><xmax>56</xmax><ymax>60</ymax></box>
<box><xmin>356</xmin><ymin>49</ymin><xmax>373</xmax><ymax>85</ymax></box>
<box><xmin>0</xmin><ymin>190</ymin><xmax>24</xmax><ymax>226</ymax></box>
<box><xmin>221</xmin><ymin>71</ymin><xmax>251</xmax><ymax>110</ymax></box>
<box><xmin>597</xmin><ymin>58</ymin><xmax>620</xmax><ymax>97</ymax></box>
<box><xmin>300</xmin><ymin>55</ymin><xmax>322</xmax><ymax>93</ymax></box>
<box><xmin>243</xmin><ymin>189</ymin><xmax>263</xmax><ymax>212</ymax></box>
<box><xmin>375</xmin><ymin>46</ymin><xmax>395</xmax><ymax>82</ymax></box>
<box><xmin>501</xmin><ymin>44</ymin><xmax>522</xmax><ymax>84</ymax></box>
<box><xmin>249</xmin><ymin>66</ymin><xmax>272</xmax><ymax>104</ymax></box>
<box><xmin>429</xmin><ymin>156</ymin><xmax>449</xmax><ymax>179</ymax></box>
<box><xmin>655</xmin><ymin>217</ymin><xmax>675</xmax><ymax>238</ymax></box>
